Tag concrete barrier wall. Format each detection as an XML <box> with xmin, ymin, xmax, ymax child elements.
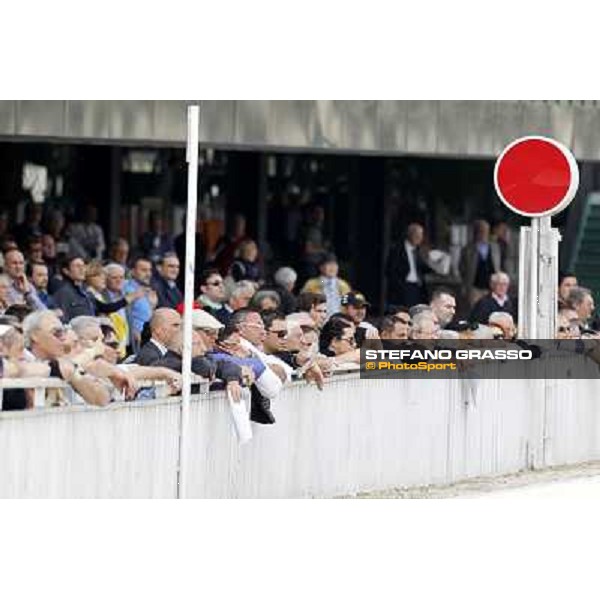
<box><xmin>182</xmin><ymin>375</ymin><xmax>544</xmax><ymax>498</ymax></box>
<box><xmin>0</xmin><ymin>370</ymin><xmax>598</xmax><ymax>498</ymax></box>
<box><xmin>0</xmin><ymin>399</ymin><xmax>181</xmax><ymax>498</ymax></box>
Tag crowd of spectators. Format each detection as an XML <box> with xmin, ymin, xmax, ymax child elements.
<box><xmin>0</xmin><ymin>203</ymin><xmax>597</xmax><ymax>418</ymax></box>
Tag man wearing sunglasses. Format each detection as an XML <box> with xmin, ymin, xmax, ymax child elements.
<box><xmin>262</xmin><ymin>311</ymin><xmax>288</xmax><ymax>355</ymax></box>
<box><xmin>197</xmin><ymin>269</ymin><xmax>231</xmax><ymax>324</ymax></box>
<box><xmin>556</xmin><ymin>308</ymin><xmax>582</xmax><ymax>340</ymax></box>
<box><xmin>229</xmin><ymin>308</ymin><xmax>293</xmax><ymax>386</ymax></box>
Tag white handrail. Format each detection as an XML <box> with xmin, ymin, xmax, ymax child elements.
<box><xmin>0</xmin><ymin>374</ymin><xmax>212</xmax><ymax>409</ymax></box>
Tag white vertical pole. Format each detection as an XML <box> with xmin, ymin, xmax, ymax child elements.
<box><xmin>537</xmin><ymin>216</ymin><xmax>558</xmax><ymax>339</ymax></box>
<box><xmin>178</xmin><ymin>105</ymin><xmax>200</xmax><ymax>499</ymax></box>
<box><xmin>530</xmin><ymin>217</ymin><xmax>539</xmax><ymax>339</ymax></box>
<box><xmin>517</xmin><ymin>225</ymin><xmax>530</xmax><ymax>339</ymax></box>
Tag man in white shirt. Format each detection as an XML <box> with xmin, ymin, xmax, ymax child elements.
<box><xmin>385</xmin><ymin>223</ymin><xmax>432</xmax><ymax>308</ymax></box>
<box><xmin>229</xmin><ymin>308</ymin><xmax>293</xmax><ymax>385</ymax></box>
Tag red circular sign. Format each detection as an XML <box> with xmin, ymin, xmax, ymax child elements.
<box><xmin>494</xmin><ymin>136</ymin><xmax>579</xmax><ymax>217</ymax></box>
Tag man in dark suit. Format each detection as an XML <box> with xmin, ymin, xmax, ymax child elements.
<box><xmin>470</xmin><ymin>271</ymin><xmax>516</xmax><ymax>324</ymax></box>
<box><xmin>459</xmin><ymin>219</ymin><xmax>502</xmax><ymax>308</ymax></box>
<box><xmin>152</xmin><ymin>252</ymin><xmax>183</xmax><ymax>309</ymax></box>
<box><xmin>140</xmin><ymin>212</ymin><xmax>175</xmax><ymax>265</ymax></box>
<box><xmin>135</xmin><ymin>307</ymin><xmax>182</xmax><ymax>366</ymax></box>
<box><xmin>385</xmin><ymin>223</ymin><xmax>432</xmax><ymax>308</ymax></box>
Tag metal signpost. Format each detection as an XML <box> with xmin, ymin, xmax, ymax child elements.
<box><xmin>494</xmin><ymin>136</ymin><xmax>579</xmax><ymax>339</ymax></box>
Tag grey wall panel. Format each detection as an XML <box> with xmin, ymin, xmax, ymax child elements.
<box><xmin>494</xmin><ymin>101</ymin><xmax>524</xmax><ymax>153</ymax></box>
<box><xmin>405</xmin><ymin>101</ymin><xmax>438</xmax><ymax>154</ymax></box>
<box><xmin>268</xmin><ymin>101</ymin><xmax>310</xmax><ymax>148</ymax></box>
<box><xmin>234</xmin><ymin>101</ymin><xmax>268</xmax><ymax>147</ymax></box>
<box><xmin>437</xmin><ymin>101</ymin><xmax>469</xmax><ymax>155</ymax></box>
<box><xmin>153</xmin><ymin>101</ymin><xmax>190</xmax><ymax>142</ymax></box>
<box><xmin>311</xmin><ymin>100</ymin><xmax>345</xmax><ymax>150</ymax></box>
<box><xmin>379</xmin><ymin>101</ymin><xmax>407</xmax><ymax>152</ymax></box>
<box><xmin>17</xmin><ymin>101</ymin><xmax>65</xmax><ymax>137</ymax></box>
<box><xmin>548</xmin><ymin>104</ymin><xmax>575</xmax><ymax>148</ymax></box>
<box><xmin>200</xmin><ymin>100</ymin><xmax>236</xmax><ymax>145</ymax></box>
<box><xmin>342</xmin><ymin>100</ymin><xmax>379</xmax><ymax>151</ymax></box>
<box><xmin>109</xmin><ymin>100</ymin><xmax>154</xmax><ymax>140</ymax></box>
<box><xmin>0</xmin><ymin>101</ymin><xmax>16</xmax><ymax>136</ymax></box>
<box><xmin>521</xmin><ymin>102</ymin><xmax>551</xmax><ymax>137</ymax></box>
<box><xmin>572</xmin><ymin>105</ymin><xmax>600</xmax><ymax>161</ymax></box>
<box><xmin>4</xmin><ymin>100</ymin><xmax>600</xmax><ymax>161</ymax></box>
<box><xmin>466</xmin><ymin>101</ymin><xmax>496</xmax><ymax>156</ymax></box>
<box><xmin>66</xmin><ymin>100</ymin><xmax>112</xmax><ymax>139</ymax></box>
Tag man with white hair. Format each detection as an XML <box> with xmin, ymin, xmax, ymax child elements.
<box><xmin>409</xmin><ymin>311</ymin><xmax>439</xmax><ymax>340</ymax></box>
<box><xmin>470</xmin><ymin>272</ymin><xmax>515</xmax><ymax>325</ymax></box>
<box><xmin>105</xmin><ymin>262</ymin><xmax>130</xmax><ymax>357</ymax></box>
<box><xmin>557</xmin><ymin>308</ymin><xmax>581</xmax><ymax>339</ymax></box>
<box><xmin>487</xmin><ymin>311</ymin><xmax>516</xmax><ymax>340</ymax></box>
<box><xmin>227</xmin><ymin>280</ymin><xmax>256</xmax><ymax>312</ymax></box>
<box><xmin>271</xmin><ymin>266</ymin><xmax>298</xmax><ymax>315</ymax></box>
<box><xmin>566</xmin><ymin>287</ymin><xmax>595</xmax><ymax>329</ymax></box>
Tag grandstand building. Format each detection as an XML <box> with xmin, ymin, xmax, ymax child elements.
<box><xmin>1</xmin><ymin>100</ymin><xmax>599</xmax><ymax>310</ymax></box>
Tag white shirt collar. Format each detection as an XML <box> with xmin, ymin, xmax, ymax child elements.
<box><xmin>492</xmin><ymin>293</ymin><xmax>508</xmax><ymax>306</ymax></box>
<box><xmin>150</xmin><ymin>338</ymin><xmax>168</xmax><ymax>356</ymax></box>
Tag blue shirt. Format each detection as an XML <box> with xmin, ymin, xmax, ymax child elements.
<box><xmin>476</xmin><ymin>242</ymin><xmax>490</xmax><ymax>261</ymax></box>
<box><xmin>322</xmin><ymin>277</ymin><xmax>341</xmax><ymax>317</ymax></box>
<box><xmin>123</xmin><ymin>279</ymin><xmax>152</xmax><ymax>335</ymax></box>
<box><xmin>207</xmin><ymin>351</ymin><xmax>266</xmax><ymax>379</ymax></box>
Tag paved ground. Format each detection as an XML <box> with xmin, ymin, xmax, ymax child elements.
<box><xmin>347</xmin><ymin>461</ymin><xmax>600</xmax><ymax>499</ymax></box>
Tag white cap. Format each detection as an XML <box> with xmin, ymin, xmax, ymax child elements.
<box><xmin>0</xmin><ymin>324</ymin><xmax>13</xmax><ymax>336</ymax></box>
<box><xmin>192</xmin><ymin>309</ymin><xmax>225</xmax><ymax>330</ymax></box>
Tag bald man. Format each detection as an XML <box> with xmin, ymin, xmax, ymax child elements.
<box><xmin>135</xmin><ymin>308</ymin><xmax>182</xmax><ymax>365</ymax></box>
<box><xmin>385</xmin><ymin>223</ymin><xmax>432</xmax><ymax>308</ymax></box>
